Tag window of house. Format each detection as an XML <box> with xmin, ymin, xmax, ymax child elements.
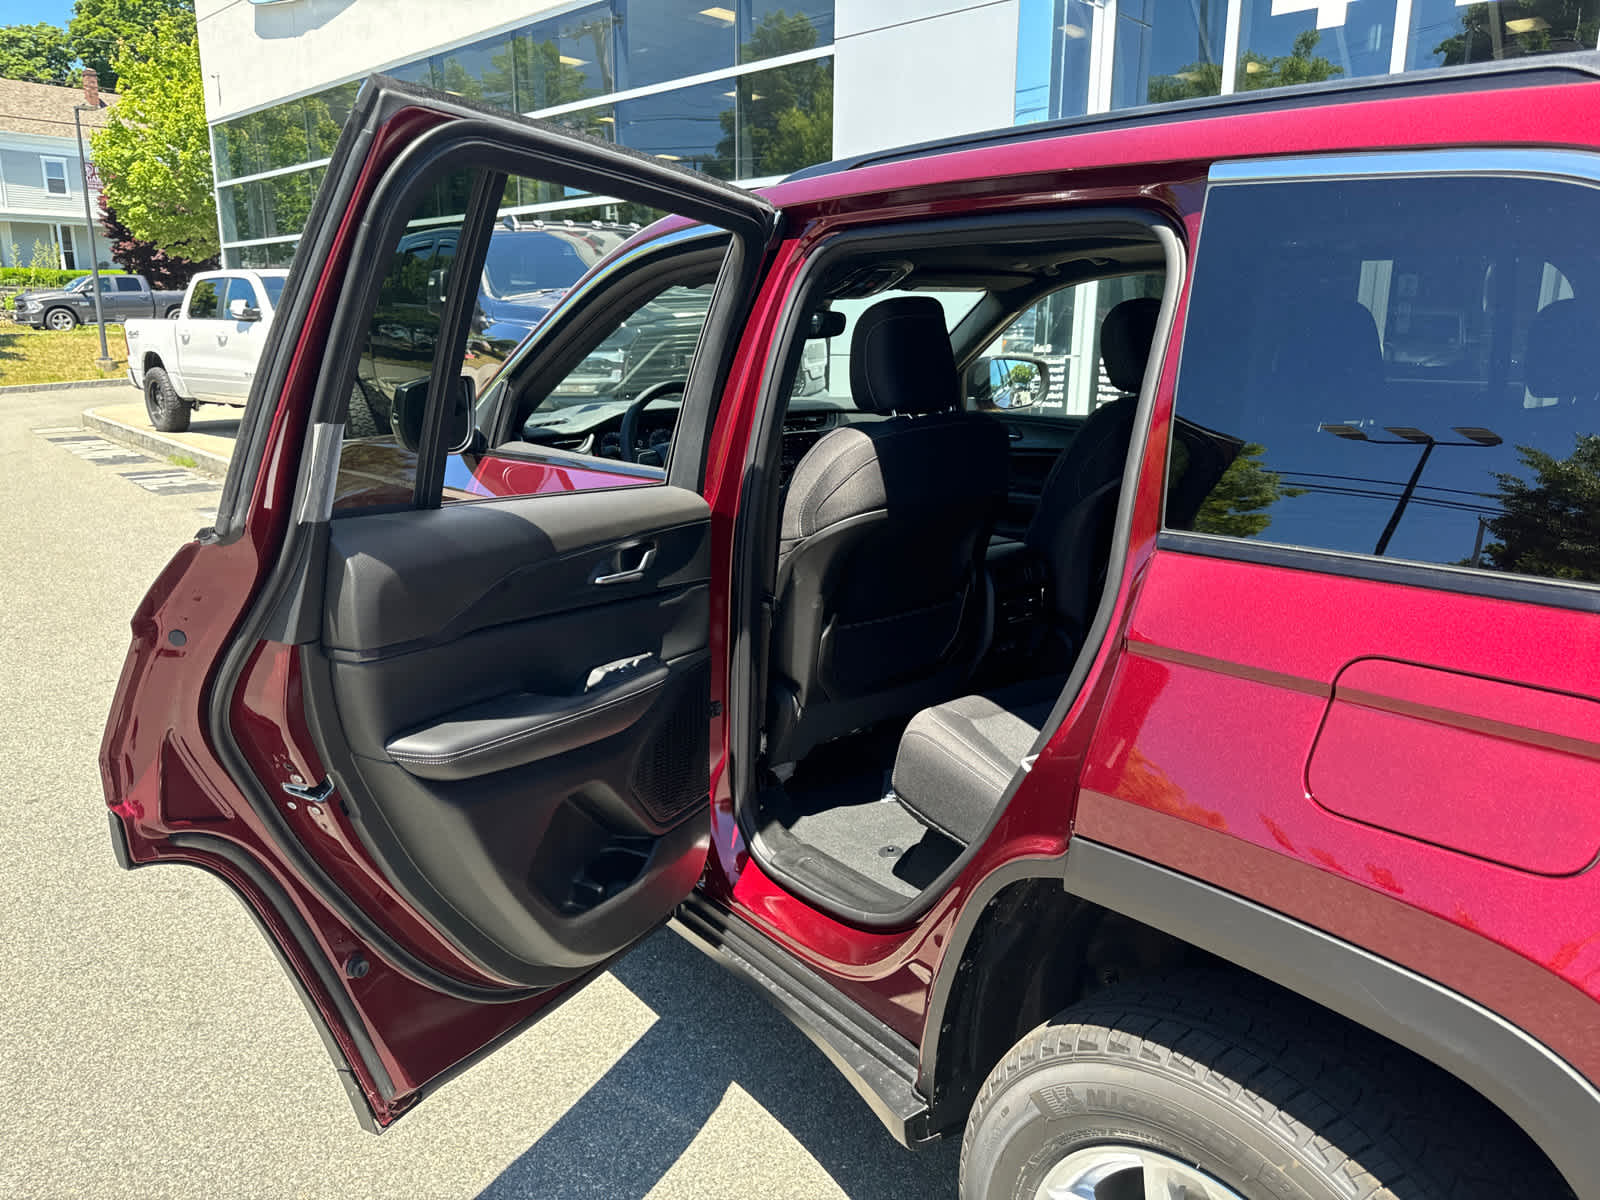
<box><xmin>41</xmin><ymin>157</ymin><xmax>69</xmax><ymax>197</ymax></box>
<box><xmin>1169</xmin><ymin>169</ymin><xmax>1600</xmax><ymax>586</ymax></box>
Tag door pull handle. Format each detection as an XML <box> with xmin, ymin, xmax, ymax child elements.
<box><xmin>592</xmin><ymin>543</ymin><xmax>657</xmax><ymax>585</ymax></box>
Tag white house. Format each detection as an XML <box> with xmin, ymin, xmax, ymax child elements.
<box><xmin>0</xmin><ymin>71</ymin><xmax>115</xmax><ymax>271</ymax></box>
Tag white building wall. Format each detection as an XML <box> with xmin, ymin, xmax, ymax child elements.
<box><xmin>197</xmin><ymin>0</ymin><xmax>577</xmax><ymax>122</ymax></box>
<box><xmin>832</xmin><ymin>0</ymin><xmax>1018</xmax><ymax>157</ymax></box>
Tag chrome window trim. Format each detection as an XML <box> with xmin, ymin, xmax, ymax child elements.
<box><xmin>1210</xmin><ymin>147</ymin><xmax>1600</xmax><ymax>186</ymax></box>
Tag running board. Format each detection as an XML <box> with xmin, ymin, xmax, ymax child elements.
<box><xmin>672</xmin><ymin>893</ymin><xmax>936</xmax><ymax>1148</ymax></box>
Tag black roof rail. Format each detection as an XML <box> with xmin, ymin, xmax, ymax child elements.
<box><xmin>785</xmin><ymin>51</ymin><xmax>1600</xmax><ymax>183</ymax></box>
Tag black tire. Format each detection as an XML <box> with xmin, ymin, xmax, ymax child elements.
<box><xmin>44</xmin><ymin>306</ymin><xmax>78</xmax><ymax>331</ymax></box>
<box><xmin>959</xmin><ymin>971</ymin><xmax>1569</xmax><ymax>1200</ymax></box>
<box><xmin>143</xmin><ymin>366</ymin><xmax>191</xmax><ymax>433</ymax></box>
<box><xmin>345</xmin><ymin>378</ymin><xmax>390</xmax><ymax>439</ymax></box>
<box><xmin>164</xmin><ymin>305</ymin><xmax>182</xmax><ymax>319</ymax></box>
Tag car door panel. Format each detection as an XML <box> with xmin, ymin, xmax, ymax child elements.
<box><xmin>300</xmin><ymin>487</ymin><xmax>714</xmax><ymax>981</ymax></box>
<box><xmin>100</xmin><ymin>75</ymin><xmax>776</xmax><ymax>1128</ymax></box>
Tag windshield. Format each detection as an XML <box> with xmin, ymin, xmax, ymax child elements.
<box><xmin>260</xmin><ymin>276</ymin><xmax>286</xmax><ymax>307</ymax></box>
<box><xmin>482</xmin><ymin>231</ymin><xmax>592</xmax><ymax>299</ymax></box>
<box><xmin>65</xmin><ymin>276</ymin><xmax>90</xmax><ymax>293</ymax></box>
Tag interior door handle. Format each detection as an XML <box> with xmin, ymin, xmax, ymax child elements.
<box><xmin>1007</xmin><ymin>428</ymin><xmax>1023</xmax><ymax>441</ymax></box>
<box><xmin>591</xmin><ymin>542</ymin><xmax>657</xmax><ymax>585</ymax></box>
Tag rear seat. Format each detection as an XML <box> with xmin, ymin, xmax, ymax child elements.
<box><xmin>891</xmin><ymin>298</ymin><xmax>1160</xmax><ymax>845</ymax></box>
<box><xmin>891</xmin><ymin>678</ymin><xmax>1060</xmax><ymax>843</ymax></box>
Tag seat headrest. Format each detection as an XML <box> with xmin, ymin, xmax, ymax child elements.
<box><xmin>1526</xmin><ymin>298</ymin><xmax>1599</xmax><ymax>400</ymax></box>
<box><xmin>1100</xmin><ymin>297</ymin><xmax>1162</xmax><ymax>395</ymax></box>
<box><xmin>849</xmin><ymin>296</ymin><xmax>959</xmax><ymax>415</ymax></box>
<box><xmin>1268</xmin><ymin>299</ymin><xmax>1385</xmax><ymax>408</ymax></box>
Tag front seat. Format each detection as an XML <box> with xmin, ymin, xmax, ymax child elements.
<box><xmin>766</xmin><ymin>296</ymin><xmax>1009</xmax><ymax>766</ymax></box>
<box><xmin>1022</xmin><ymin>295</ymin><xmax>1160</xmax><ymax>651</ymax></box>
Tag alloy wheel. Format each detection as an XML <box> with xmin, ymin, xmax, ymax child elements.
<box><xmin>47</xmin><ymin>310</ymin><xmax>75</xmax><ymax>331</ymax></box>
<box><xmin>1036</xmin><ymin>1146</ymin><xmax>1246</xmax><ymax>1200</ymax></box>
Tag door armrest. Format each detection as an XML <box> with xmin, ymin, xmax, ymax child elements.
<box><xmin>385</xmin><ymin>662</ymin><xmax>668</xmax><ymax>782</ymax></box>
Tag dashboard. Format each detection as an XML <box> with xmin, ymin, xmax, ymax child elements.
<box><xmin>520</xmin><ymin>396</ymin><xmax>870</xmax><ymax>484</ymax></box>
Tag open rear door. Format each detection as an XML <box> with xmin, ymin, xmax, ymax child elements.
<box><xmin>100</xmin><ymin>78</ymin><xmax>776</xmax><ymax>1128</ymax></box>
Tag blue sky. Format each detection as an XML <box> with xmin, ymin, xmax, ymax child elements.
<box><xmin>0</xmin><ymin>1</ymin><xmax>74</xmax><ymax>28</ymax></box>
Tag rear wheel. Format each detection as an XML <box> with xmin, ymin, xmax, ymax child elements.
<box><xmin>44</xmin><ymin>307</ymin><xmax>78</xmax><ymax>331</ymax></box>
<box><xmin>143</xmin><ymin>366</ymin><xmax>191</xmax><ymax>433</ymax></box>
<box><xmin>959</xmin><ymin>971</ymin><xmax>1569</xmax><ymax>1200</ymax></box>
<box><xmin>164</xmin><ymin>305</ymin><xmax>182</xmax><ymax>319</ymax></box>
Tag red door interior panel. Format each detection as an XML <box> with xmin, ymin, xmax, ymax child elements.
<box><xmin>1309</xmin><ymin>658</ymin><xmax>1600</xmax><ymax>876</ymax></box>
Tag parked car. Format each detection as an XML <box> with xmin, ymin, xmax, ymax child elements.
<box><xmin>124</xmin><ymin>269</ymin><xmax>288</xmax><ymax>432</ymax></box>
<box><xmin>103</xmin><ymin>65</ymin><xmax>1600</xmax><ymax>1200</ymax></box>
<box><xmin>13</xmin><ymin>273</ymin><xmax>185</xmax><ymax>330</ymax></box>
<box><xmin>361</xmin><ymin>218</ymin><xmax>637</xmax><ymax>418</ymax></box>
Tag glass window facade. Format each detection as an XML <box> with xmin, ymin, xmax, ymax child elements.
<box><xmin>212</xmin><ymin>1</ymin><xmax>834</xmax><ymax>268</ymax></box>
<box><xmin>1018</xmin><ymin>0</ymin><xmax>1600</xmax><ymax>124</ymax></box>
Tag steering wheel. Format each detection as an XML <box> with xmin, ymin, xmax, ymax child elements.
<box><xmin>619</xmin><ymin>379</ymin><xmax>686</xmax><ymax>465</ymax></box>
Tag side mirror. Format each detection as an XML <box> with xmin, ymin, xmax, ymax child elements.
<box><xmin>390</xmin><ymin>375</ymin><xmax>477</xmax><ymax>454</ymax></box>
<box><xmin>228</xmin><ymin>297</ymin><xmax>261</xmax><ymax>322</ymax></box>
<box><xmin>967</xmin><ymin>354</ymin><xmax>1048</xmax><ymax>411</ymax></box>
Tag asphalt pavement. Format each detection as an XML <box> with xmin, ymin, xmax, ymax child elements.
<box><xmin>0</xmin><ymin>384</ymin><xmax>961</xmax><ymax>1199</ymax></box>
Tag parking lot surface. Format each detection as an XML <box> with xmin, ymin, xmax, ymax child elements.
<box><xmin>0</xmin><ymin>385</ymin><xmax>960</xmax><ymax>1200</ymax></box>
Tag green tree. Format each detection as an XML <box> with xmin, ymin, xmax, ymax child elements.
<box><xmin>1434</xmin><ymin>1</ymin><xmax>1598</xmax><ymax>65</ymax></box>
<box><xmin>710</xmin><ymin>12</ymin><xmax>832</xmax><ymax>179</ymax></box>
<box><xmin>68</xmin><ymin>0</ymin><xmax>192</xmax><ymax>92</ymax></box>
<box><xmin>0</xmin><ymin>22</ymin><xmax>77</xmax><ymax>85</ymax></box>
<box><xmin>1191</xmin><ymin>442</ymin><xmax>1305</xmax><ymax>538</ymax></box>
<box><xmin>1474</xmin><ymin>435</ymin><xmax>1600</xmax><ymax>582</ymax></box>
<box><xmin>1148</xmin><ymin>29</ymin><xmax>1341</xmax><ymax>104</ymax></box>
<box><xmin>90</xmin><ymin>15</ymin><xmax>217</xmax><ymax>260</ymax></box>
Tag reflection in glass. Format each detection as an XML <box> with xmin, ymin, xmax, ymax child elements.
<box><xmin>519</xmin><ymin>4</ymin><xmax>618</xmax><ymax>109</ymax></box>
<box><xmin>1408</xmin><ymin>0</ymin><xmax>1599</xmax><ymax>69</ymax></box>
<box><xmin>1235</xmin><ymin>0</ymin><xmax>1389</xmax><ymax>90</ymax></box>
<box><xmin>617</xmin><ymin>79</ymin><xmax>734</xmax><ymax>175</ymax></box>
<box><xmin>1049</xmin><ymin>0</ymin><xmax>1096</xmax><ymax>118</ymax></box>
<box><xmin>720</xmin><ymin>56</ymin><xmax>833</xmax><ymax>178</ymax></box>
<box><xmin>1117</xmin><ymin>0</ymin><xmax>1228</xmax><ymax>107</ymax></box>
<box><xmin>617</xmin><ymin>0</ymin><xmax>736</xmax><ymax>90</ymax></box>
<box><xmin>1168</xmin><ymin>173</ymin><xmax>1600</xmax><ymax>584</ymax></box>
<box><xmin>219</xmin><ymin>166</ymin><xmax>325</xmax><ymax>243</ymax></box>
<box><xmin>741</xmin><ymin>0</ymin><xmax>832</xmax><ymax>60</ymax></box>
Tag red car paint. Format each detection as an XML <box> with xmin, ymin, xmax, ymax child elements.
<box><xmin>99</xmin><ymin>76</ymin><xmax>1600</xmax><ymax>1137</ymax></box>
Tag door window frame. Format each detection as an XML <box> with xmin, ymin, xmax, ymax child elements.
<box><xmin>1161</xmin><ymin>147</ymin><xmax>1600</xmax><ymax>616</ymax></box>
<box><xmin>292</xmin><ymin>121</ymin><xmax>774</xmax><ymax>523</ymax></box>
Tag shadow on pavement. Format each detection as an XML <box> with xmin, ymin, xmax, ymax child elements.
<box><xmin>476</xmin><ymin>929</ymin><xmax>961</xmax><ymax>1200</ymax></box>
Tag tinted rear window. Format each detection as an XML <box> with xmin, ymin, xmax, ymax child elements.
<box><xmin>1169</xmin><ymin>171</ymin><xmax>1600</xmax><ymax>586</ymax></box>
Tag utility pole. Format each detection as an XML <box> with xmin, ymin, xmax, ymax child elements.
<box><xmin>73</xmin><ymin>69</ymin><xmax>114</xmax><ymax>372</ymax></box>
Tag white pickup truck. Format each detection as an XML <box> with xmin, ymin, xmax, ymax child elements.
<box><xmin>125</xmin><ymin>269</ymin><xmax>289</xmax><ymax>432</ymax></box>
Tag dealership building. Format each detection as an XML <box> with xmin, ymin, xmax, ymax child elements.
<box><xmin>196</xmin><ymin>0</ymin><xmax>1596</xmax><ymax>268</ymax></box>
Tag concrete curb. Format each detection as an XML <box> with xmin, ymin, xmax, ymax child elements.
<box><xmin>0</xmin><ymin>377</ymin><xmax>129</xmax><ymax>395</ymax></box>
<box><xmin>81</xmin><ymin>408</ymin><xmax>233</xmax><ymax>480</ymax></box>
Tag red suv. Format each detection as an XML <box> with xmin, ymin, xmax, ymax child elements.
<box><xmin>102</xmin><ymin>63</ymin><xmax>1600</xmax><ymax>1199</ymax></box>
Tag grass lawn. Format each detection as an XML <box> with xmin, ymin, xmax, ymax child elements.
<box><xmin>0</xmin><ymin>323</ymin><xmax>127</xmax><ymax>388</ymax></box>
